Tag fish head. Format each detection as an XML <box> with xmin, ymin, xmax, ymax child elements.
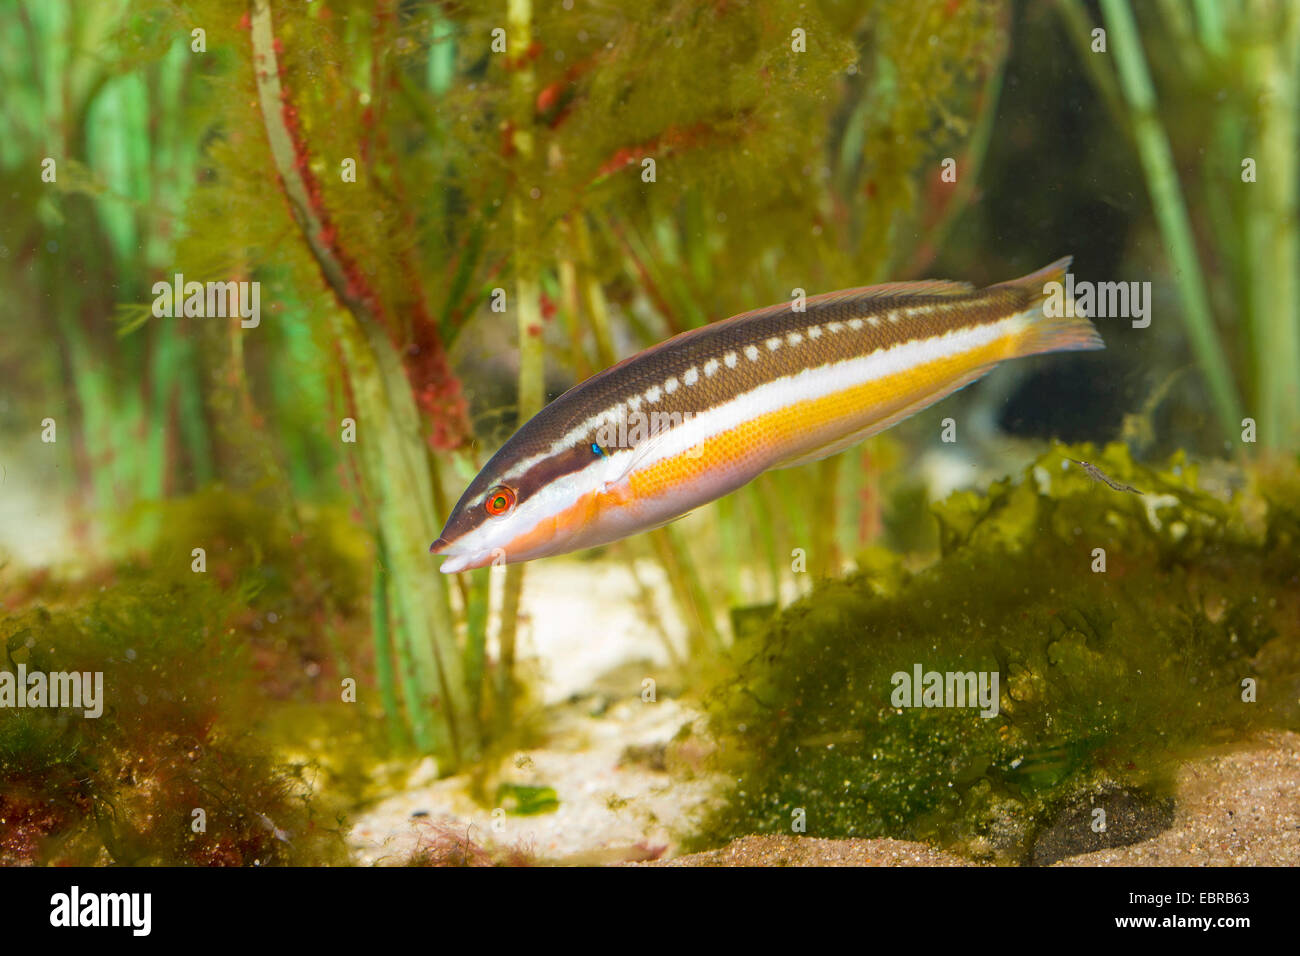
<box><xmin>430</xmin><ymin>435</ymin><xmax>623</xmax><ymax>573</ymax></box>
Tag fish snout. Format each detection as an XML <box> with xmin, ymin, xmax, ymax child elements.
<box><xmin>437</xmin><ymin>550</ymin><xmax>496</xmax><ymax>574</ymax></box>
<box><xmin>430</xmin><ymin>535</ymin><xmax>498</xmax><ymax>573</ymax></box>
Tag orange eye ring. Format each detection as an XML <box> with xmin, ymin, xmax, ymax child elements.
<box><xmin>484</xmin><ymin>485</ymin><xmax>516</xmax><ymax>517</ymax></box>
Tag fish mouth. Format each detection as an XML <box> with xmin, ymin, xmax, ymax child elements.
<box><xmin>429</xmin><ymin>539</ymin><xmax>496</xmax><ymax>574</ymax></box>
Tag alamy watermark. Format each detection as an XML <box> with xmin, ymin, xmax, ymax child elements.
<box><xmin>1044</xmin><ymin>273</ymin><xmax>1151</xmax><ymax>329</ymax></box>
<box><xmin>151</xmin><ymin>273</ymin><xmax>260</xmax><ymax>328</ymax></box>
<box><xmin>890</xmin><ymin>663</ymin><xmax>999</xmax><ymax>718</ymax></box>
<box><xmin>0</xmin><ymin>665</ymin><xmax>103</xmax><ymax>718</ymax></box>
<box><xmin>50</xmin><ymin>886</ymin><xmax>150</xmax><ymax>936</ymax></box>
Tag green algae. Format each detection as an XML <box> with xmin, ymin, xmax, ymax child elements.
<box><xmin>495</xmin><ymin>783</ymin><xmax>560</xmax><ymax>817</ymax></box>
<box><xmin>0</xmin><ymin>489</ymin><xmax>385</xmax><ymax>865</ymax></box>
<box><xmin>695</xmin><ymin>445</ymin><xmax>1300</xmax><ymax>863</ymax></box>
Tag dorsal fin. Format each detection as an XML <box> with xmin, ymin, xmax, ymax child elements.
<box><xmin>719</xmin><ymin>277</ymin><xmax>975</xmax><ymax>329</ymax></box>
<box><xmin>801</xmin><ymin>277</ymin><xmax>975</xmax><ymax>310</ymax></box>
<box><xmin>567</xmin><ymin>274</ymin><xmax>979</xmax><ymax>397</ymax></box>
<box><xmin>985</xmin><ymin>255</ymin><xmax>1073</xmax><ymax>305</ymax></box>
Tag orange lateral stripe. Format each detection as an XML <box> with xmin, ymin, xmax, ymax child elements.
<box><xmin>504</xmin><ymin>488</ymin><xmax>600</xmax><ymax>557</ymax></box>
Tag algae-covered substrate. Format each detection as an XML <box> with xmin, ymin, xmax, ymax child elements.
<box><xmin>2</xmin><ymin>444</ymin><xmax>1297</xmax><ymax>865</ymax></box>
<box><xmin>689</xmin><ymin>443</ymin><xmax>1300</xmax><ymax>865</ymax></box>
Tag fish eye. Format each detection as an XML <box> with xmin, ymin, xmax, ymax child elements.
<box><xmin>484</xmin><ymin>485</ymin><xmax>516</xmax><ymax>517</ymax></box>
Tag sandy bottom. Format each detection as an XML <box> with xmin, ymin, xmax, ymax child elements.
<box><xmin>349</xmin><ymin>716</ymin><xmax>1300</xmax><ymax>866</ymax></box>
<box><xmin>503</xmin><ymin>557</ymin><xmax>687</xmax><ymax>705</ymax></box>
<box><xmin>644</xmin><ymin>835</ymin><xmax>973</xmax><ymax>867</ymax></box>
<box><xmin>1053</xmin><ymin>731</ymin><xmax>1300</xmax><ymax>866</ymax></box>
<box><xmin>348</xmin><ymin>695</ymin><xmax>722</xmax><ymax>865</ymax></box>
<box><xmin>655</xmin><ymin>732</ymin><xmax>1300</xmax><ymax>867</ymax></box>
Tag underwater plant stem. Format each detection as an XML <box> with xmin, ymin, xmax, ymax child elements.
<box><xmin>626</xmin><ymin>557</ymin><xmax>687</xmax><ymax>671</ymax></box>
<box><xmin>1191</xmin><ymin>0</ymin><xmax>1227</xmax><ymax>56</ymax></box>
<box><xmin>175</xmin><ymin>336</ymin><xmax>213</xmax><ymax>485</ymax></box>
<box><xmin>371</xmin><ymin>546</ymin><xmax>408</xmax><ymax>748</ymax></box>
<box><xmin>671</xmin><ymin>524</ymin><xmax>724</xmax><ymax>652</ymax></box>
<box><xmin>462</xmin><ymin>567</ymin><xmax>490</xmax><ymax>727</ymax></box>
<box><xmin>141</xmin><ymin>319</ymin><xmax>180</xmax><ymax>502</ymax></box>
<box><xmin>337</xmin><ymin>319</ymin><xmax>443</xmax><ymax>754</ymax></box>
<box><xmin>251</xmin><ymin>0</ymin><xmax>479</xmax><ymax>764</ymax></box>
<box><xmin>607</xmin><ymin>216</ymin><xmax>690</xmax><ymax>335</ymax></box>
<box><xmin>338</xmin><ymin>313</ymin><xmax>483</xmax><ymax>761</ymax></box>
<box><xmin>778</xmin><ymin>470</ymin><xmax>812</xmax><ymax>567</ymax></box>
<box><xmin>905</xmin><ymin>10</ymin><xmax>1009</xmax><ymax>275</ymax></box>
<box><xmin>495</xmin><ymin>0</ymin><xmax>544</xmax><ymax>727</ymax></box>
<box><xmin>495</xmin><ymin>566</ymin><xmax>523</xmax><ymax>733</ymax></box>
<box><xmin>556</xmin><ymin>235</ymin><xmax>594</xmax><ymax>379</ymax></box>
<box><xmin>715</xmin><ymin>494</ymin><xmax>744</xmax><ymax>607</ymax></box>
<box><xmin>1054</xmin><ymin>1</ymin><xmax>1129</xmax><ymax>131</ymax></box>
<box><xmin>1099</xmin><ymin>0</ymin><xmax>1244</xmax><ymax>442</ymax></box>
<box><xmin>812</xmin><ymin>456</ymin><xmax>842</xmax><ymax>579</ymax></box>
<box><xmin>1243</xmin><ymin>1</ymin><xmax>1300</xmax><ymax>450</ymax></box>
<box><xmin>749</xmin><ymin>479</ymin><xmax>783</xmax><ymax>605</ymax></box>
<box><xmin>367</xmin><ymin>314</ymin><xmax>480</xmax><ymax>757</ymax></box>
<box><xmin>649</xmin><ymin>527</ymin><xmax>723</xmax><ymax>657</ymax></box>
<box><xmin>51</xmin><ymin>266</ymin><xmax>116</xmax><ymax>522</ymax></box>
<box><xmin>426</xmin><ymin>8</ymin><xmax>455</xmax><ymax>96</ymax></box>
<box><xmin>513</xmin><ymin>273</ymin><xmax>545</xmax><ymax>427</ymax></box>
<box><xmin>574</xmin><ymin>215</ymin><xmax>617</xmax><ymax>365</ymax></box>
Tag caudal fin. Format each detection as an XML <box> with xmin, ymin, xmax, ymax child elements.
<box><xmin>994</xmin><ymin>256</ymin><xmax>1105</xmax><ymax>358</ymax></box>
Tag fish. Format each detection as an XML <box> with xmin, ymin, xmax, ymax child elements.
<box><xmin>1069</xmin><ymin>458</ymin><xmax>1143</xmax><ymax>495</ymax></box>
<box><xmin>431</xmin><ymin>257</ymin><xmax>1102</xmax><ymax>572</ymax></box>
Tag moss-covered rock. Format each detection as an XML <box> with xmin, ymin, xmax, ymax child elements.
<box><xmin>697</xmin><ymin>444</ymin><xmax>1300</xmax><ymax>864</ymax></box>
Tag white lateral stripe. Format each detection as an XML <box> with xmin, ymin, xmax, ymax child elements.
<box><xmin>497</xmin><ymin>313</ymin><xmax>1018</xmax><ymax>487</ymax></box>
<box><xmin>611</xmin><ymin>315</ymin><xmax>1021</xmax><ymax>477</ymax></box>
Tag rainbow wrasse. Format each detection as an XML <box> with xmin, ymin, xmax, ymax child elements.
<box><xmin>431</xmin><ymin>257</ymin><xmax>1101</xmax><ymax>572</ymax></box>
